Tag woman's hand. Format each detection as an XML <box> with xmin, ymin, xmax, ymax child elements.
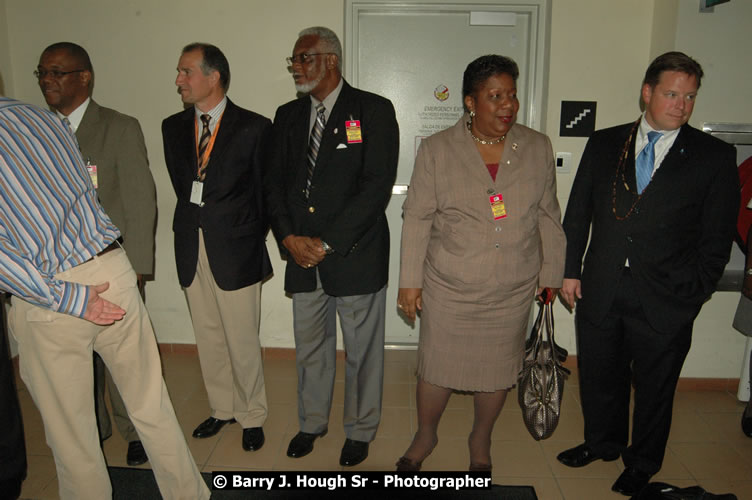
<box><xmin>536</xmin><ymin>287</ymin><xmax>559</xmax><ymax>305</ymax></box>
<box><xmin>397</xmin><ymin>288</ymin><xmax>423</xmax><ymax>322</ymax></box>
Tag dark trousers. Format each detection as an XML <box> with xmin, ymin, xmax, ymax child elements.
<box><xmin>0</xmin><ymin>301</ymin><xmax>27</xmax><ymax>500</ymax></box>
<box><xmin>575</xmin><ymin>268</ymin><xmax>692</xmax><ymax>475</ymax></box>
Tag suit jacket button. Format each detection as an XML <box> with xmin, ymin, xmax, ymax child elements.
<box><xmin>626</xmin><ymin>236</ymin><xmax>633</xmax><ymax>243</ymax></box>
<box><xmin>309</xmin><ymin>206</ymin><xmax>315</xmax><ymax>213</ymax></box>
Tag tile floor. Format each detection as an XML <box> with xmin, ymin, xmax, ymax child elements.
<box><xmin>14</xmin><ymin>349</ymin><xmax>752</xmax><ymax>499</ymax></box>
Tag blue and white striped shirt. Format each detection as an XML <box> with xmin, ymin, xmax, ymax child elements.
<box><xmin>0</xmin><ymin>97</ymin><xmax>120</xmax><ymax>317</ymax></box>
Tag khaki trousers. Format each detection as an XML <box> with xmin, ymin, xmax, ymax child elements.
<box><xmin>184</xmin><ymin>232</ymin><xmax>267</xmax><ymax>427</ymax></box>
<box><xmin>9</xmin><ymin>249</ymin><xmax>209</xmax><ymax>500</ymax></box>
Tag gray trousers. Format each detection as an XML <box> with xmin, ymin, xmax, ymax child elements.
<box><xmin>292</xmin><ymin>276</ymin><xmax>386</xmax><ymax>442</ymax></box>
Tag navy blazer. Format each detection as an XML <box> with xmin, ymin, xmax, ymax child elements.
<box><xmin>563</xmin><ymin>121</ymin><xmax>739</xmax><ymax>333</ymax></box>
<box><xmin>162</xmin><ymin>98</ymin><xmax>272</xmax><ymax>290</ymax></box>
<box><xmin>265</xmin><ymin>80</ymin><xmax>399</xmax><ymax>296</ymax></box>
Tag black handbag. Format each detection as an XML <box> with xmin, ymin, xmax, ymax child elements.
<box><xmin>517</xmin><ymin>291</ymin><xmax>570</xmax><ymax>440</ymax></box>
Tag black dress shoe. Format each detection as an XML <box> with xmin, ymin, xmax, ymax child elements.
<box><xmin>242</xmin><ymin>427</ymin><xmax>265</xmax><ymax>451</ymax></box>
<box><xmin>192</xmin><ymin>417</ymin><xmax>236</xmax><ymax>438</ymax></box>
<box><xmin>340</xmin><ymin>438</ymin><xmax>369</xmax><ymax>466</ymax></box>
<box><xmin>126</xmin><ymin>440</ymin><xmax>148</xmax><ymax>466</ymax></box>
<box><xmin>557</xmin><ymin>443</ymin><xmax>620</xmax><ymax>467</ymax></box>
<box><xmin>287</xmin><ymin>430</ymin><xmax>327</xmax><ymax>458</ymax></box>
<box><xmin>742</xmin><ymin>407</ymin><xmax>752</xmax><ymax>437</ymax></box>
<box><xmin>611</xmin><ymin>467</ymin><xmax>651</xmax><ymax>496</ymax></box>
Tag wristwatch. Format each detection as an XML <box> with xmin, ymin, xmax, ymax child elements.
<box><xmin>321</xmin><ymin>241</ymin><xmax>334</xmax><ymax>255</ymax></box>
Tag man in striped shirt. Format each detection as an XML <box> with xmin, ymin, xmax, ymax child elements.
<box><xmin>0</xmin><ymin>97</ymin><xmax>209</xmax><ymax>500</ymax></box>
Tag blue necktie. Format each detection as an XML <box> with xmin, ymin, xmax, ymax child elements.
<box><xmin>636</xmin><ymin>131</ymin><xmax>663</xmax><ymax>194</ymax></box>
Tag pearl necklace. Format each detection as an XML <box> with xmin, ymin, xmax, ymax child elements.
<box><xmin>467</xmin><ymin>120</ymin><xmax>505</xmax><ymax>145</ymax></box>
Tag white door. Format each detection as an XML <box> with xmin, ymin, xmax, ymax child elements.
<box><xmin>345</xmin><ymin>0</ymin><xmax>550</xmax><ymax>345</ymax></box>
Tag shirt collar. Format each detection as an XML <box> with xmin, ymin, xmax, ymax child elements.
<box><xmin>57</xmin><ymin>97</ymin><xmax>90</xmax><ymax>133</ymax></box>
<box><xmin>638</xmin><ymin>113</ymin><xmax>680</xmax><ymax>144</ymax></box>
<box><xmin>194</xmin><ymin>95</ymin><xmax>227</xmax><ymax>125</ymax></box>
<box><xmin>311</xmin><ymin>78</ymin><xmax>344</xmax><ymax>115</ymax></box>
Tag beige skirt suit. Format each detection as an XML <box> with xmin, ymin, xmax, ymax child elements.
<box><xmin>400</xmin><ymin>116</ymin><xmax>566</xmax><ymax>392</ymax></box>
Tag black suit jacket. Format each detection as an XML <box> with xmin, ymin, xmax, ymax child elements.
<box><xmin>563</xmin><ymin>121</ymin><xmax>739</xmax><ymax>333</ymax></box>
<box><xmin>265</xmin><ymin>81</ymin><xmax>399</xmax><ymax>296</ymax></box>
<box><xmin>162</xmin><ymin>98</ymin><xmax>272</xmax><ymax>290</ymax></box>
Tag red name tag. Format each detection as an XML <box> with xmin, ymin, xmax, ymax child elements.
<box><xmin>489</xmin><ymin>194</ymin><xmax>507</xmax><ymax>220</ymax></box>
<box><xmin>346</xmin><ymin>120</ymin><xmax>362</xmax><ymax>144</ymax></box>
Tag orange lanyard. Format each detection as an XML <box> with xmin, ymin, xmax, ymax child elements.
<box><xmin>194</xmin><ymin>111</ymin><xmax>224</xmax><ymax>176</ymax></box>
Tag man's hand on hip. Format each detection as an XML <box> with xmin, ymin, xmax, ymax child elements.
<box><xmin>83</xmin><ymin>282</ymin><xmax>126</xmax><ymax>325</ymax></box>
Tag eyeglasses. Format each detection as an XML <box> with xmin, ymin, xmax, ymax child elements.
<box><xmin>33</xmin><ymin>69</ymin><xmax>85</xmax><ymax>80</ymax></box>
<box><xmin>285</xmin><ymin>53</ymin><xmax>334</xmax><ymax>66</ymax></box>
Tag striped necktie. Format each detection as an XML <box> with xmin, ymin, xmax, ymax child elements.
<box><xmin>305</xmin><ymin>103</ymin><xmax>326</xmax><ymax>199</ymax></box>
<box><xmin>635</xmin><ymin>131</ymin><xmax>663</xmax><ymax>194</ymax></box>
<box><xmin>197</xmin><ymin>114</ymin><xmax>211</xmax><ymax>181</ymax></box>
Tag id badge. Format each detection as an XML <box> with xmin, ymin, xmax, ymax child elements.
<box><xmin>190</xmin><ymin>180</ymin><xmax>204</xmax><ymax>205</ymax></box>
<box><xmin>345</xmin><ymin>120</ymin><xmax>362</xmax><ymax>144</ymax></box>
<box><xmin>86</xmin><ymin>162</ymin><xmax>98</xmax><ymax>189</ymax></box>
<box><xmin>489</xmin><ymin>194</ymin><xmax>507</xmax><ymax>220</ymax></box>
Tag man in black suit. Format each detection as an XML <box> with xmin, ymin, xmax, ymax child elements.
<box><xmin>557</xmin><ymin>52</ymin><xmax>739</xmax><ymax>496</ymax></box>
<box><xmin>265</xmin><ymin>26</ymin><xmax>398</xmax><ymax>467</ymax></box>
<box><xmin>162</xmin><ymin>43</ymin><xmax>271</xmax><ymax>452</ymax></box>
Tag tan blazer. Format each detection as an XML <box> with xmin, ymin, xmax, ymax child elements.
<box><xmin>400</xmin><ymin>115</ymin><xmax>565</xmax><ymax>290</ymax></box>
<box><xmin>77</xmin><ymin>100</ymin><xmax>156</xmax><ymax>275</ymax></box>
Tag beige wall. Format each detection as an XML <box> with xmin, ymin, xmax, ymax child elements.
<box><xmin>1</xmin><ymin>0</ymin><xmax>750</xmax><ymax>378</ymax></box>
<box><xmin>0</xmin><ymin>0</ymin><xmax>13</xmax><ymax>96</ymax></box>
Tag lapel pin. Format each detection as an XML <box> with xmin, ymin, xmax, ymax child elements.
<box><xmin>512</xmin><ymin>143</ymin><xmax>518</xmax><ymax>150</ymax></box>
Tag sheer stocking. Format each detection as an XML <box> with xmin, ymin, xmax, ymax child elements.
<box><xmin>468</xmin><ymin>389</ymin><xmax>508</xmax><ymax>466</ymax></box>
<box><xmin>402</xmin><ymin>378</ymin><xmax>451</xmax><ymax>462</ymax></box>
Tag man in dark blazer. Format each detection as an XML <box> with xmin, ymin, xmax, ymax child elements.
<box><xmin>36</xmin><ymin>42</ymin><xmax>156</xmax><ymax>466</ymax></box>
<box><xmin>557</xmin><ymin>52</ymin><xmax>739</xmax><ymax>496</ymax></box>
<box><xmin>162</xmin><ymin>43</ymin><xmax>271</xmax><ymax>452</ymax></box>
<box><xmin>265</xmin><ymin>26</ymin><xmax>398</xmax><ymax>467</ymax></box>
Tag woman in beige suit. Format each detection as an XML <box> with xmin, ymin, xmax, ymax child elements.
<box><xmin>396</xmin><ymin>55</ymin><xmax>566</xmax><ymax>471</ymax></box>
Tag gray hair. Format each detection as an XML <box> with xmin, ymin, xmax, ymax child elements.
<box><xmin>298</xmin><ymin>26</ymin><xmax>342</xmax><ymax>71</ymax></box>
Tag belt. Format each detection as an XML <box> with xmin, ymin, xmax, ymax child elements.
<box><xmin>86</xmin><ymin>237</ymin><xmax>122</xmax><ymax>263</ymax></box>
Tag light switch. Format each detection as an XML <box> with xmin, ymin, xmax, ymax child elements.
<box><xmin>556</xmin><ymin>152</ymin><xmax>572</xmax><ymax>173</ymax></box>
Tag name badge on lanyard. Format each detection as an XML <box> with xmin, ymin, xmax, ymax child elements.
<box><xmin>191</xmin><ymin>111</ymin><xmax>224</xmax><ymax>206</ymax></box>
<box><xmin>489</xmin><ymin>194</ymin><xmax>507</xmax><ymax>220</ymax></box>
<box><xmin>190</xmin><ymin>181</ymin><xmax>204</xmax><ymax>206</ymax></box>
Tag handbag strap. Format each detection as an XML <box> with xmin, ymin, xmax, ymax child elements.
<box><xmin>529</xmin><ymin>300</ymin><xmax>546</xmax><ymax>359</ymax></box>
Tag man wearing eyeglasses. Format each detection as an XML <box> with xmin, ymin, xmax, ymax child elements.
<box><xmin>36</xmin><ymin>42</ymin><xmax>156</xmax><ymax>467</ymax></box>
<box><xmin>162</xmin><ymin>43</ymin><xmax>272</xmax><ymax>453</ymax></box>
<box><xmin>265</xmin><ymin>26</ymin><xmax>399</xmax><ymax>467</ymax></box>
